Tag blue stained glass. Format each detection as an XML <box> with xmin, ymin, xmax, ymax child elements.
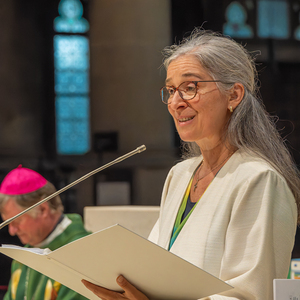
<box><xmin>55</xmin><ymin>70</ymin><xmax>89</xmax><ymax>94</ymax></box>
<box><xmin>57</xmin><ymin>121</ymin><xmax>72</xmax><ymax>135</ymax></box>
<box><xmin>295</xmin><ymin>12</ymin><xmax>300</xmax><ymax>40</ymax></box>
<box><xmin>54</xmin><ymin>0</ymin><xmax>89</xmax><ymax>33</ymax></box>
<box><xmin>74</xmin><ymin>121</ymin><xmax>89</xmax><ymax>134</ymax></box>
<box><xmin>258</xmin><ymin>0</ymin><xmax>289</xmax><ymax>39</ymax></box>
<box><xmin>54</xmin><ymin>35</ymin><xmax>89</xmax><ymax>71</ymax></box>
<box><xmin>57</xmin><ymin>129</ymin><xmax>89</xmax><ymax>154</ymax></box>
<box><xmin>55</xmin><ymin>96</ymin><xmax>90</xmax><ymax>155</ymax></box>
<box><xmin>56</xmin><ymin>99</ymin><xmax>90</xmax><ymax>154</ymax></box>
<box><xmin>54</xmin><ymin>1</ymin><xmax>90</xmax><ymax>155</ymax></box>
<box><xmin>56</xmin><ymin>96</ymin><xmax>89</xmax><ymax>119</ymax></box>
<box><xmin>295</xmin><ymin>27</ymin><xmax>300</xmax><ymax>40</ymax></box>
<box><xmin>223</xmin><ymin>1</ymin><xmax>254</xmax><ymax>38</ymax></box>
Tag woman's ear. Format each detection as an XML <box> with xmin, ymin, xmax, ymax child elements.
<box><xmin>228</xmin><ymin>83</ymin><xmax>244</xmax><ymax>112</ymax></box>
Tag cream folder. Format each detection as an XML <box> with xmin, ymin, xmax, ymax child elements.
<box><xmin>0</xmin><ymin>224</ymin><xmax>232</xmax><ymax>300</ymax></box>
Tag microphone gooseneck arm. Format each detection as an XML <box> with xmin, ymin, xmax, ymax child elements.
<box><xmin>0</xmin><ymin>145</ymin><xmax>146</xmax><ymax>230</ymax></box>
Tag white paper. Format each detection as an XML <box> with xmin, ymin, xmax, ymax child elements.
<box><xmin>1</xmin><ymin>245</ymin><xmax>51</xmax><ymax>255</ymax></box>
<box><xmin>0</xmin><ymin>224</ymin><xmax>232</xmax><ymax>300</ymax></box>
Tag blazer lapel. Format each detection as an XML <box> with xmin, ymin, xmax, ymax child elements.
<box><xmin>157</xmin><ymin>158</ymin><xmax>201</xmax><ymax>249</ymax></box>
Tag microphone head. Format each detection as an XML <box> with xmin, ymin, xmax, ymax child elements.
<box><xmin>137</xmin><ymin>145</ymin><xmax>146</xmax><ymax>153</ymax></box>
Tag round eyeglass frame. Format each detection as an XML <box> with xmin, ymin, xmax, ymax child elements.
<box><xmin>160</xmin><ymin>80</ymin><xmax>221</xmax><ymax>104</ymax></box>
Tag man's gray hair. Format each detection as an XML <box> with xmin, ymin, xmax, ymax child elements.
<box><xmin>0</xmin><ymin>181</ymin><xmax>64</xmax><ymax>217</ymax></box>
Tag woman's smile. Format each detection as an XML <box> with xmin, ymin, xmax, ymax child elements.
<box><xmin>177</xmin><ymin>115</ymin><xmax>196</xmax><ymax>123</ymax></box>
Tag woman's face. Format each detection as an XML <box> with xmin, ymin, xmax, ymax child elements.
<box><xmin>166</xmin><ymin>55</ymin><xmax>231</xmax><ymax>150</ymax></box>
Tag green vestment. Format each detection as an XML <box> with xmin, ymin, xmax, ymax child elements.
<box><xmin>4</xmin><ymin>214</ymin><xmax>91</xmax><ymax>300</ymax></box>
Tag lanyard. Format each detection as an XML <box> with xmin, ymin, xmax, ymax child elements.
<box><xmin>168</xmin><ymin>176</ymin><xmax>198</xmax><ymax>250</ymax></box>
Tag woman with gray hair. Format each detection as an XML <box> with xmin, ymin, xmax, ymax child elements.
<box><xmin>83</xmin><ymin>29</ymin><xmax>300</xmax><ymax>300</ymax></box>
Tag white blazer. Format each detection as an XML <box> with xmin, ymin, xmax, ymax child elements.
<box><xmin>149</xmin><ymin>149</ymin><xmax>297</xmax><ymax>300</ymax></box>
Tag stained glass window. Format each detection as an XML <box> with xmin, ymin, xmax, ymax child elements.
<box><xmin>223</xmin><ymin>0</ymin><xmax>294</xmax><ymax>40</ymax></box>
<box><xmin>54</xmin><ymin>35</ymin><xmax>89</xmax><ymax>94</ymax></box>
<box><xmin>223</xmin><ymin>1</ymin><xmax>254</xmax><ymax>38</ymax></box>
<box><xmin>257</xmin><ymin>0</ymin><xmax>289</xmax><ymax>39</ymax></box>
<box><xmin>54</xmin><ymin>0</ymin><xmax>90</xmax><ymax>155</ymax></box>
<box><xmin>54</xmin><ymin>0</ymin><xmax>89</xmax><ymax>33</ymax></box>
<box><xmin>294</xmin><ymin>8</ymin><xmax>300</xmax><ymax>41</ymax></box>
<box><xmin>55</xmin><ymin>96</ymin><xmax>90</xmax><ymax>154</ymax></box>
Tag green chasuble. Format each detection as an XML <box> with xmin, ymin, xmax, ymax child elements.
<box><xmin>4</xmin><ymin>214</ymin><xmax>91</xmax><ymax>300</ymax></box>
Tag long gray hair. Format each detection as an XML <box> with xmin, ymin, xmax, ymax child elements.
<box><xmin>163</xmin><ymin>29</ymin><xmax>300</xmax><ymax>222</ymax></box>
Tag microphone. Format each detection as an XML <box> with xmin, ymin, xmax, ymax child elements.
<box><xmin>0</xmin><ymin>145</ymin><xmax>146</xmax><ymax>230</ymax></box>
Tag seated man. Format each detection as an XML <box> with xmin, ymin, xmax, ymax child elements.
<box><xmin>0</xmin><ymin>165</ymin><xmax>90</xmax><ymax>300</ymax></box>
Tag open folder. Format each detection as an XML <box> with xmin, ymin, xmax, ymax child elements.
<box><xmin>0</xmin><ymin>224</ymin><xmax>232</xmax><ymax>300</ymax></box>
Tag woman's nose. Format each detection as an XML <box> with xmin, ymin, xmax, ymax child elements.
<box><xmin>168</xmin><ymin>91</ymin><xmax>188</xmax><ymax>110</ymax></box>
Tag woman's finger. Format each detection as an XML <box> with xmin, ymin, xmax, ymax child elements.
<box><xmin>116</xmin><ymin>275</ymin><xmax>149</xmax><ymax>300</ymax></box>
<box><xmin>81</xmin><ymin>279</ymin><xmax>121</xmax><ymax>300</ymax></box>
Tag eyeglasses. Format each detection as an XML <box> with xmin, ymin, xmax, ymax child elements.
<box><xmin>160</xmin><ymin>80</ymin><xmax>221</xmax><ymax>104</ymax></box>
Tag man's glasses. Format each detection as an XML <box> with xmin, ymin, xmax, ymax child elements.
<box><xmin>160</xmin><ymin>80</ymin><xmax>221</xmax><ymax>104</ymax></box>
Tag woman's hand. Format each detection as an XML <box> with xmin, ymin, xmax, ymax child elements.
<box><xmin>82</xmin><ymin>275</ymin><xmax>149</xmax><ymax>300</ymax></box>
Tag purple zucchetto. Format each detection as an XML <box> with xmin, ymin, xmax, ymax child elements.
<box><xmin>0</xmin><ymin>165</ymin><xmax>47</xmax><ymax>195</ymax></box>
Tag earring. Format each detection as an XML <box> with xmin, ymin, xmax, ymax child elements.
<box><xmin>229</xmin><ymin>106</ymin><xmax>233</xmax><ymax>113</ymax></box>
